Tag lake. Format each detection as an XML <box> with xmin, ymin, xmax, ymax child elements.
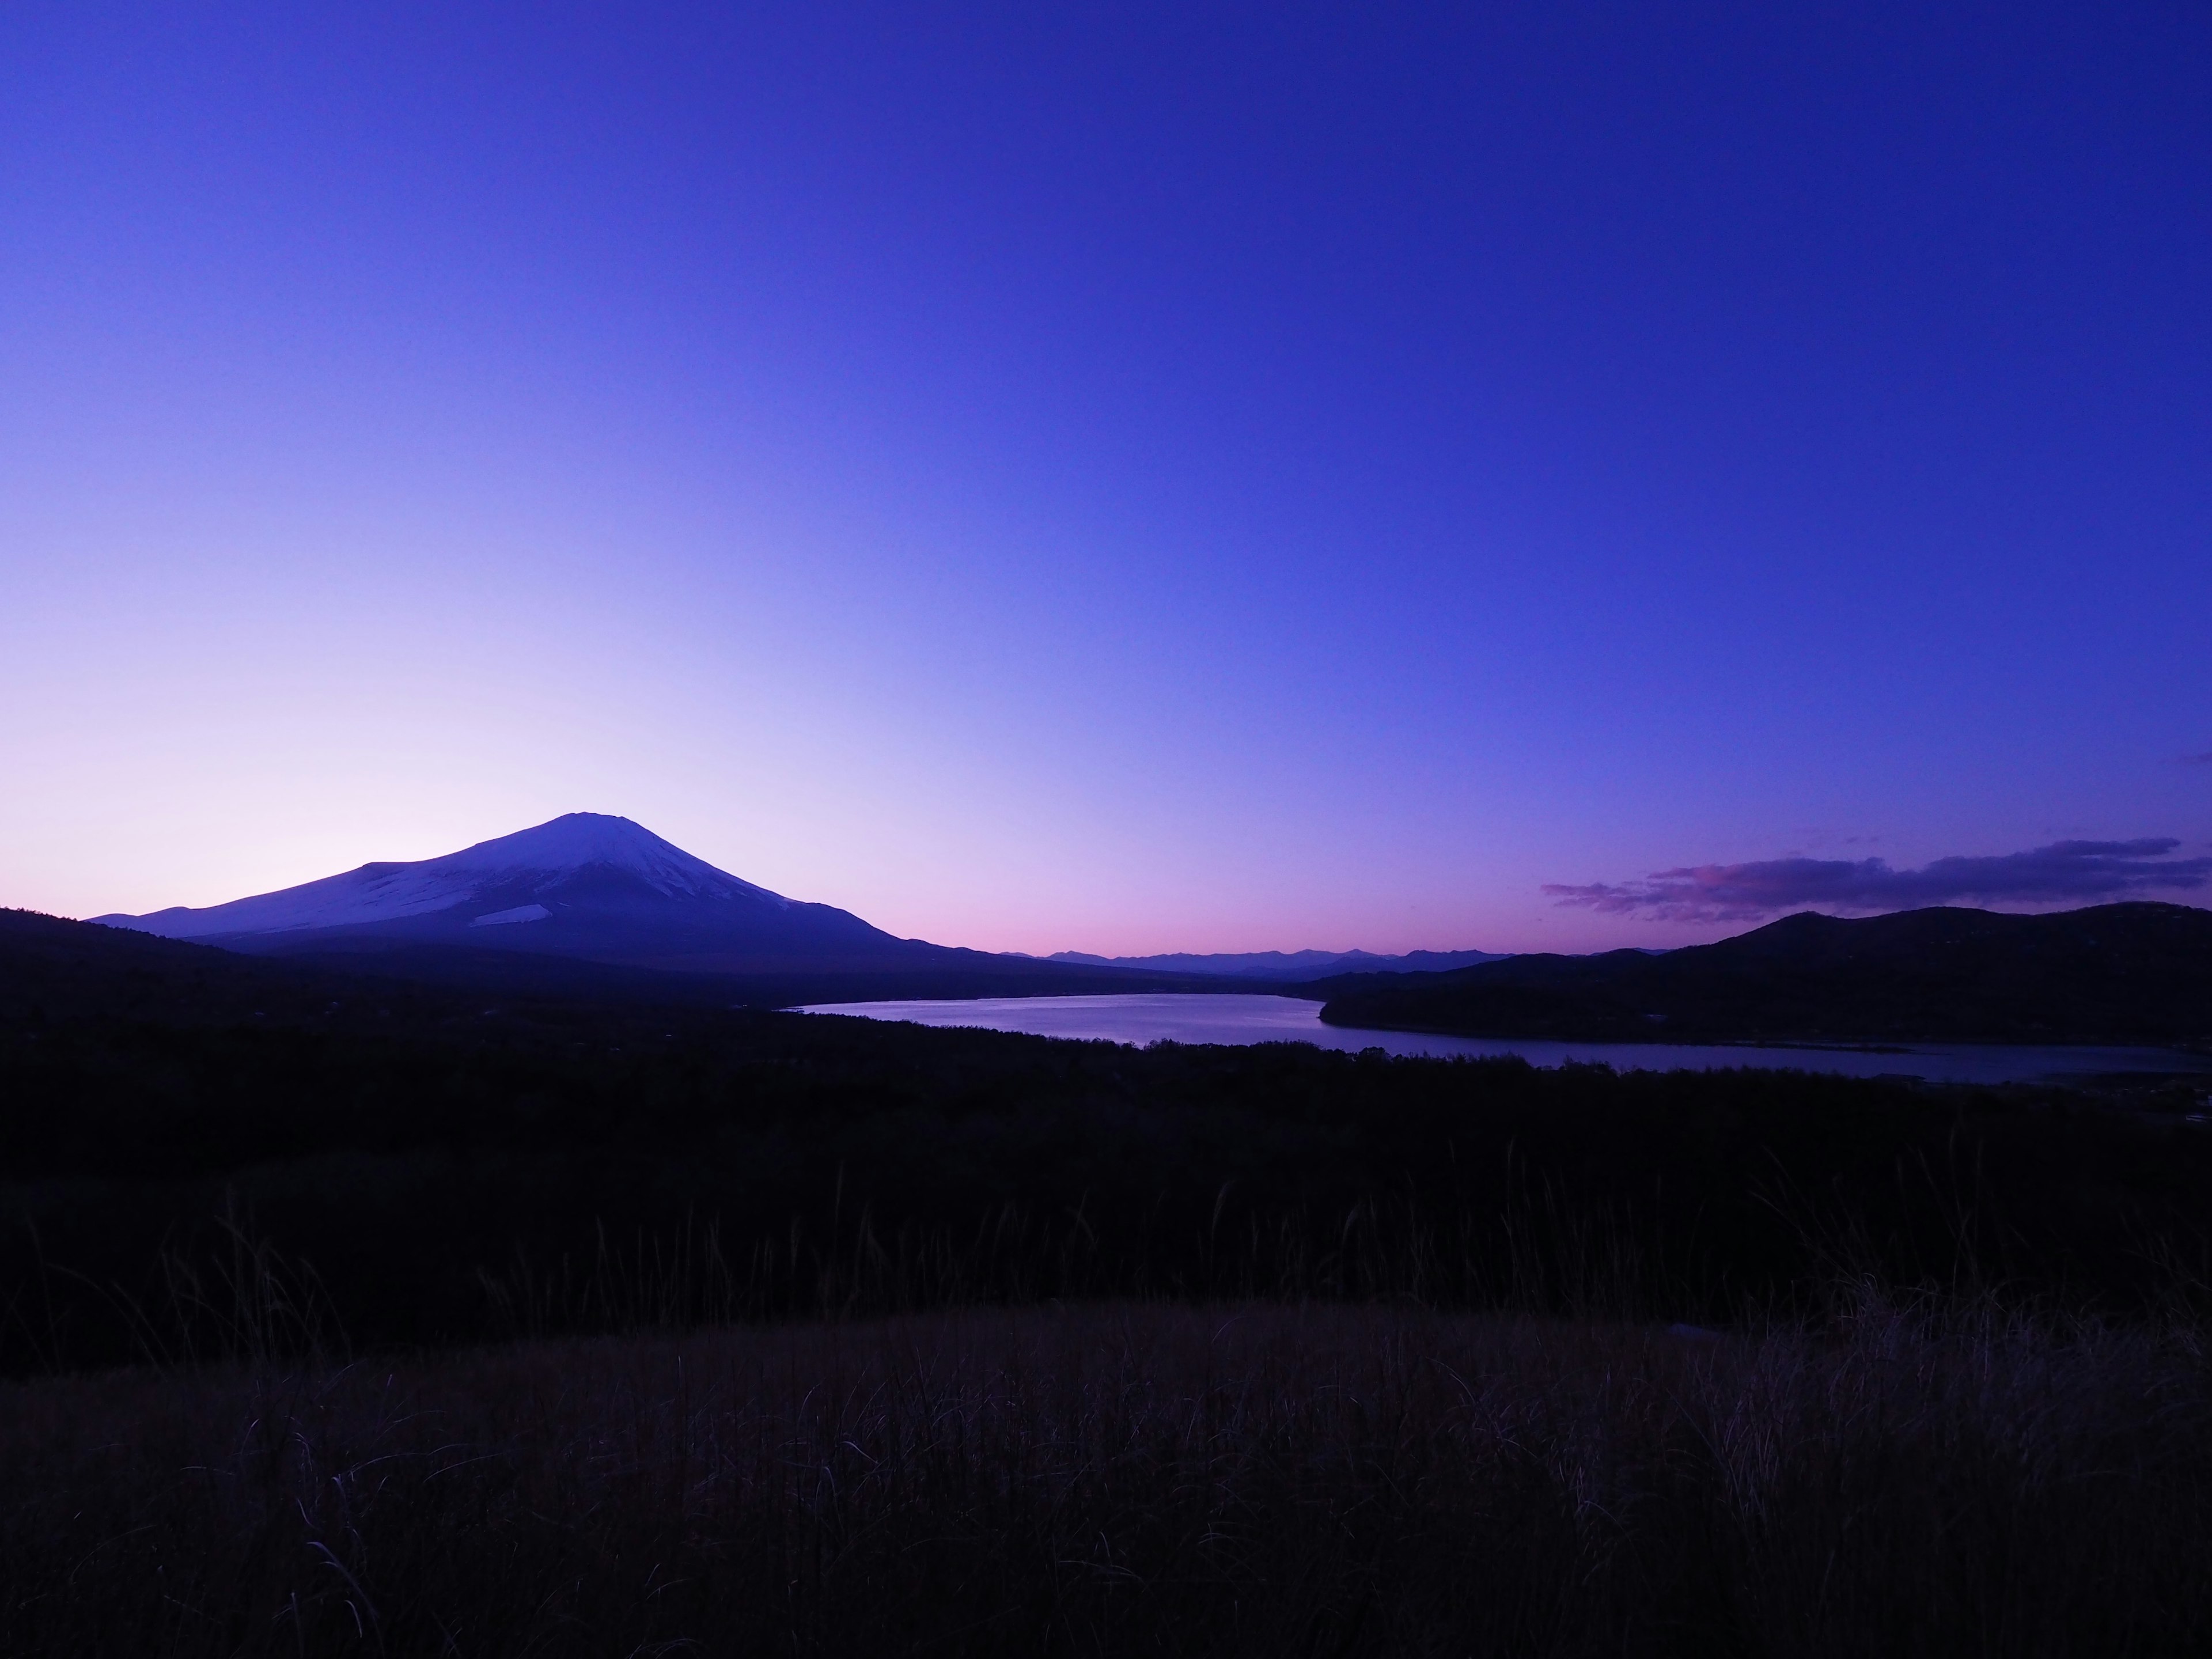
<box><xmin>797</xmin><ymin>993</ymin><xmax>2212</xmax><ymax>1085</ymax></box>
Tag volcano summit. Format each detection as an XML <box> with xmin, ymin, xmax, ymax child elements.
<box><xmin>94</xmin><ymin>813</ymin><xmax>944</xmax><ymax>976</ymax></box>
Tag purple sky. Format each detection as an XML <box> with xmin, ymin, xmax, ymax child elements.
<box><xmin>3</xmin><ymin>4</ymin><xmax>2209</xmax><ymax>955</ymax></box>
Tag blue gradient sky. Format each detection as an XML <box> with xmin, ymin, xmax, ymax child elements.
<box><xmin>4</xmin><ymin>3</ymin><xmax>2208</xmax><ymax>953</ymax></box>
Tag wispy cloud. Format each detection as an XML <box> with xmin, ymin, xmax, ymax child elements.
<box><xmin>1544</xmin><ymin>838</ymin><xmax>2212</xmax><ymax>923</ymax></box>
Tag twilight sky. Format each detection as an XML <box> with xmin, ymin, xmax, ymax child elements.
<box><xmin>3</xmin><ymin>3</ymin><xmax>2208</xmax><ymax>955</ymax></box>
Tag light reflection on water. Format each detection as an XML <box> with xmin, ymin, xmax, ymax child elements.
<box><xmin>797</xmin><ymin>993</ymin><xmax>2212</xmax><ymax>1085</ymax></box>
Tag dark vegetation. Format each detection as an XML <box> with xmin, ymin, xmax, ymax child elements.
<box><xmin>245</xmin><ymin>928</ymin><xmax>1226</xmax><ymax>1008</ymax></box>
<box><xmin>1317</xmin><ymin>900</ymin><xmax>2212</xmax><ymax>1046</ymax></box>
<box><xmin>7</xmin><ymin>907</ymin><xmax>2212</xmax><ymax>1652</ymax></box>
<box><xmin>7</xmin><ymin>907</ymin><xmax>2212</xmax><ymax>1369</ymax></box>
<box><xmin>10</xmin><ymin>1303</ymin><xmax>2212</xmax><ymax>1657</ymax></box>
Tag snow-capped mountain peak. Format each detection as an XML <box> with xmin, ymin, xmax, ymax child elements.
<box><xmin>432</xmin><ymin>813</ymin><xmax>785</xmax><ymax>903</ymax></box>
<box><xmin>95</xmin><ymin>813</ymin><xmax>792</xmax><ymax>941</ymax></box>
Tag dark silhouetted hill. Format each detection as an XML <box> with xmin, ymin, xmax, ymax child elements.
<box><xmin>0</xmin><ymin>908</ymin><xmax>1216</xmax><ymax>1018</ymax></box>
<box><xmin>89</xmin><ymin>812</ymin><xmax>1194</xmax><ymax>992</ymax></box>
<box><xmin>1316</xmin><ymin>902</ymin><xmax>2212</xmax><ymax>1046</ymax></box>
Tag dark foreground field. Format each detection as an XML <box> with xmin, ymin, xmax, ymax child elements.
<box><xmin>6</xmin><ymin>1300</ymin><xmax>2209</xmax><ymax>1657</ymax></box>
<box><xmin>8</xmin><ymin>912</ymin><xmax>2212</xmax><ymax>1652</ymax></box>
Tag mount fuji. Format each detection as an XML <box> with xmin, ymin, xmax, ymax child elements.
<box><xmin>93</xmin><ymin>813</ymin><xmax>961</xmax><ymax>978</ymax></box>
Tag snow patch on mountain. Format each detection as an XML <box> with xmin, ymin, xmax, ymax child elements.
<box><xmin>471</xmin><ymin>904</ymin><xmax>551</xmax><ymax>927</ymax></box>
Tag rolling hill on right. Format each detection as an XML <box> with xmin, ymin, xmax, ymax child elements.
<box><xmin>1316</xmin><ymin>902</ymin><xmax>2212</xmax><ymax>1047</ymax></box>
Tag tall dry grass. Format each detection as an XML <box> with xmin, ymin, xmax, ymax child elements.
<box><xmin>2</xmin><ymin>1179</ymin><xmax>1736</xmax><ymax>1373</ymax></box>
<box><xmin>3</xmin><ymin>1297</ymin><xmax>2207</xmax><ymax>1656</ymax></box>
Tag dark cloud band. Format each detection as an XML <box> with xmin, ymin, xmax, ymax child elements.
<box><xmin>1544</xmin><ymin>838</ymin><xmax>2212</xmax><ymax>923</ymax></box>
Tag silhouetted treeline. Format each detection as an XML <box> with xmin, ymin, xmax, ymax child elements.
<box><xmin>5</xmin><ymin>910</ymin><xmax>2212</xmax><ymax>1370</ymax></box>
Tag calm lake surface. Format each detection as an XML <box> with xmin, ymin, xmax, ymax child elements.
<box><xmin>798</xmin><ymin>993</ymin><xmax>2212</xmax><ymax>1085</ymax></box>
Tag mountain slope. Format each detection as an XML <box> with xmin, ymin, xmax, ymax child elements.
<box><xmin>1315</xmin><ymin>902</ymin><xmax>2212</xmax><ymax>1046</ymax></box>
<box><xmin>1047</xmin><ymin>946</ymin><xmax>1504</xmax><ymax>979</ymax></box>
<box><xmin>92</xmin><ymin>813</ymin><xmax>954</xmax><ymax>975</ymax></box>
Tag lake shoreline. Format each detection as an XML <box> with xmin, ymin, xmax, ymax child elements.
<box><xmin>800</xmin><ymin>993</ymin><xmax>2212</xmax><ymax>1086</ymax></box>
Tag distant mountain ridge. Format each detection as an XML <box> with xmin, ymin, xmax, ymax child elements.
<box><xmin>82</xmin><ymin>813</ymin><xmax>1292</xmax><ymax>1002</ymax></box>
<box><xmin>92</xmin><ymin>815</ymin><xmax>1518</xmax><ymax>994</ymax></box>
<box><xmin>1315</xmin><ymin>902</ymin><xmax>2212</xmax><ymax>1047</ymax></box>
<box><xmin>1049</xmin><ymin>947</ymin><xmax>1504</xmax><ymax>979</ymax></box>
